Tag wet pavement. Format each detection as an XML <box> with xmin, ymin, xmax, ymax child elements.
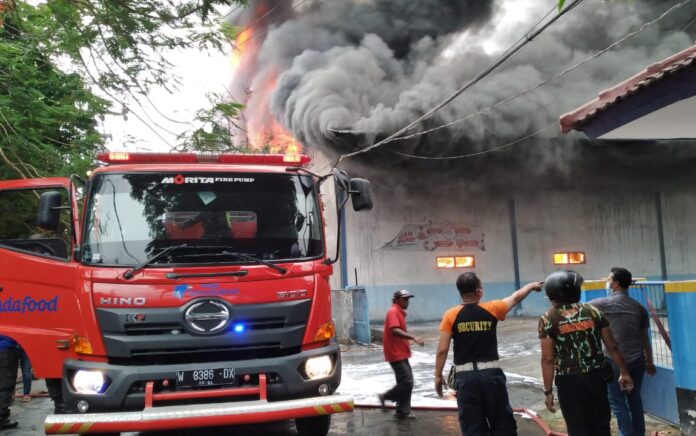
<box><xmin>5</xmin><ymin>318</ymin><xmax>680</xmax><ymax>435</ymax></box>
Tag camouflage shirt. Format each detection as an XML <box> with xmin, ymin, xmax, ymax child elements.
<box><xmin>538</xmin><ymin>303</ymin><xmax>609</xmax><ymax>375</ymax></box>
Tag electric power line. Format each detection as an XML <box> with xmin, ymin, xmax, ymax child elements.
<box><xmin>233</xmin><ymin>0</ymin><xmax>310</xmax><ymax>50</ymax></box>
<box><xmin>331</xmin><ymin>0</ymin><xmax>586</xmax><ymax>167</ymax></box>
<box><xmin>377</xmin><ymin>0</ymin><xmax>693</xmax><ymax>149</ymax></box>
<box><xmin>385</xmin><ymin>123</ymin><xmax>554</xmax><ymax>160</ymax></box>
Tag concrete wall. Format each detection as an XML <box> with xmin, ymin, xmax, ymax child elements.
<box><xmin>338</xmin><ymin>187</ymin><xmax>696</xmax><ymax>322</ymax></box>
<box><xmin>330</xmin><ymin>289</ymin><xmax>354</xmax><ymax>344</ymax></box>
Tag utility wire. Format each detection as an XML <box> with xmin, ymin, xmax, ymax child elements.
<box><xmin>377</xmin><ymin>0</ymin><xmax>693</xmax><ymax>147</ymax></box>
<box><xmin>332</xmin><ymin>0</ymin><xmax>586</xmax><ymax>166</ymax></box>
<box><xmin>230</xmin><ymin>1</ymin><xmax>286</xmax><ymax>49</ymax></box>
<box><xmin>233</xmin><ymin>0</ymin><xmax>310</xmax><ymax>50</ymax></box>
<box><xmin>385</xmin><ymin>123</ymin><xmax>554</xmax><ymax>160</ymax></box>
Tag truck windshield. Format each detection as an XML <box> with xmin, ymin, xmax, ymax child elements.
<box><xmin>82</xmin><ymin>172</ymin><xmax>323</xmax><ymax>266</ymax></box>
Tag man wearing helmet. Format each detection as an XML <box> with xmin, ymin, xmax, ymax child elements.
<box><xmin>539</xmin><ymin>270</ymin><xmax>634</xmax><ymax>436</ymax></box>
<box><xmin>434</xmin><ymin>272</ymin><xmax>543</xmax><ymax>435</ymax></box>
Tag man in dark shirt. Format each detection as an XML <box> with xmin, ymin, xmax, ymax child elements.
<box><xmin>379</xmin><ymin>289</ymin><xmax>425</xmax><ymax>419</ymax></box>
<box><xmin>0</xmin><ymin>335</ymin><xmax>19</xmax><ymax>430</ymax></box>
<box><xmin>590</xmin><ymin>267</ymin><xmax>656</xmax><ymax>436</ymax></box>
<box><xmin>434</xmin><ymin>272</ymin><xmax>543</xmax><ymax>435</ymax></box>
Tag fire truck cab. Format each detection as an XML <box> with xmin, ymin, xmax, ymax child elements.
<box><xmin>0</xmin><ymin>152</ymin><xmax>372</xmax><ymax>435</ymax></box>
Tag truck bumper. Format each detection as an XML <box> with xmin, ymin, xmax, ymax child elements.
<box><xmin>44</xmin><ymin>394</ymin><xmax>353</xmax><ymax>434</ymax></box>
<box><xmin>60</xmin><ymin>343</ymin><xmax>341</xmax><ymax>412</ymax></box>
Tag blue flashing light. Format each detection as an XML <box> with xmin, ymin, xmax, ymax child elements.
<box><xmin>233</xmin><ymin>323</ymin><xmax>245</xmax><ymax>333</ymax></box>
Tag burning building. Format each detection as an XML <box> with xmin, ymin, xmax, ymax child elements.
<box><xmin>226</xmin><ymin>0</ymin><xmax>696</xmax><ymax>321</ymax></box>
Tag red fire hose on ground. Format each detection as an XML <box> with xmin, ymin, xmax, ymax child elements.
<box><xmin>355</xmin><ymin>403</ymin><xmax>665</xmax><ymax>436</ymax></box>
<box><xmin>354</xmin><ymin>402</ymin><xmax>567</xmax><ymax>436</ymax></box>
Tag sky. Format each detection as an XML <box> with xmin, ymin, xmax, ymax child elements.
<box><xmin>100</xmin><ymin>43</ymin><xmax>235</xmax><ymax>153</ymax></box>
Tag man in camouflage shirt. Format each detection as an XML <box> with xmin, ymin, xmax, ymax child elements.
<box><xmin>539</xmin><ymin>270</ymin><xmax>634</xmax><ymax>436</ymax></box>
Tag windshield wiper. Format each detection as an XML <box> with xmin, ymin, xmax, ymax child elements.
<box><xmin>122</xmin><ymin>243</ymin><xmax>189</xmax><ymax>280</ymax></box>
<box><xmin>175</xmin><ymin>246</ymin><xmax>287</xmax><ymax>274</ymax></box>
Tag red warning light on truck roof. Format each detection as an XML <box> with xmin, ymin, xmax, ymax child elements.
<box><xmin>97</xmin><ymin>152</ymin><xmax>311</xmax><ymax>166</ymax></box>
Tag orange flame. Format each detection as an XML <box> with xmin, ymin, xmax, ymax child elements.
<box><xmin>230</xmin><ymin>2</ymin><xmax>303</xmax><ymax>156</ymax></box>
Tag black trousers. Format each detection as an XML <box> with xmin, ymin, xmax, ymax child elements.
<box><xmin>0</xmin><ymin>348</ymin><xmax>18</xmax><ymax>421</ymax></box>
<box><xmin>455</xmin><ymin>368</ymin><xmax>516</xmax><ymax>436</ymax></box>
<box><xmin>384</xmin><ymin>359</ymin><xmax>413</xmax><ymax>416</ymax></box>
<box><xmin>45</xmin><ymin>378</ymin><xmax>66</xmax><ymax>414</ymax></box>
<box><xmin>555</xmin><ymin>368</ymin><xmax>611</xmax><ymax>436</ymax></box>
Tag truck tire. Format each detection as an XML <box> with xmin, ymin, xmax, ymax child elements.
<box><xmin>295</xmin><ymin>415</ymin><xmax>331</xmax><ymax>436</ymax></box>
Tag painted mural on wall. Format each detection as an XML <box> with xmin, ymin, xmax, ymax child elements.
<box><xmin>381</xmin><ymin>220</ymin><xmax>485</xmax><ymax>251</ymax></box>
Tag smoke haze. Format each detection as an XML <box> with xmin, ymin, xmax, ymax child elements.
<box><xmin>228</xmin><ymin>0</ymin><xmax>696</xmax><ymax>191</ymax></box>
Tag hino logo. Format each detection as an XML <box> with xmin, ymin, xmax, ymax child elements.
<box><xmin>100</xmin><ymin>297</ymin><xmax>147</xmax><ymax>306</ymax></box>
<box><xmin>184</xmin><ymin>300</ymin><xmax>230</xmax><ymax>334</ymax></box>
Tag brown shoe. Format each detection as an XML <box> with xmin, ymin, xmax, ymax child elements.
<box><xmin>21</xmin><ymin>394</ymin><xmax>32</xmax><ymax>402</ymax></box>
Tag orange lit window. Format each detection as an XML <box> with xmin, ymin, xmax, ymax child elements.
<box><xmin>455</xmin><ymin>256</ymin><xmax>476</xmax><ymax>268</ymax></box>
<box><xmin>568</xmin><ymin>252</ymin><xmax>585</xmax><ymax>264</ymax></box>
<box><xmin>553</xmin><ymin>252</ymin><xmax>586</xmax><ymax>265</ymax></box>
<box><xmin>437</xmin><ymin>256</ymin><xmax>475</xmax><ymax>269</ymax></box>
<box><xmin>436</xmin><ymin>257</ymin><xmax>455</xmax><ymax>269</ymax></box>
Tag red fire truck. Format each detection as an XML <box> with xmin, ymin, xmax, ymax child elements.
<box><xmin>0</xmin><ymin>152</ymin><xmax>372</xmax><ymax>435</ymax></box>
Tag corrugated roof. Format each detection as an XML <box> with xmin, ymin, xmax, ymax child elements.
<box><xmin>559</xmin><ymin>43</ymin><xmax>696</xmax><ymax>134</ymax></box>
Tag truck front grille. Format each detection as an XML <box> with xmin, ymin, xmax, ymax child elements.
<box><xmin>96</xmin><ymin>300</ymin><xmax>310</xmax><ymax>363</ymax></box>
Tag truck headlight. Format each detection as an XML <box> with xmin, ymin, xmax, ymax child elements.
<box><xmin>304</xmin><ymin>355</ymin><xmax>332</xmax><ymax>380</ymax></box>
<box><xmin>73</xmin><ymin>370</ymin><xmax>106</xmax><ymax>395</ymax></box>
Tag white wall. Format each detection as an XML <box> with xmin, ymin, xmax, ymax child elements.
<box><xmin>338</xmin><ymin>185</ymin><xmax>696</xmax><ymax>321</ymax></box>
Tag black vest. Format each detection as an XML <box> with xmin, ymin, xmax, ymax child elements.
<box><xmin>451</xmin><ymin>304</ymin><xmax>499</xmax><ymax>364</ymax></box>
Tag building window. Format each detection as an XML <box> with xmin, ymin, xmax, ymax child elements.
<box><xmin>437</xmin><ymin>255</ymin><xmax>475</xmax><ymax>269</ymax></box>
<box><xmin>553</xmin><ymin>252</ymin><xmax>585</xmax><ymax>265</ymax></box>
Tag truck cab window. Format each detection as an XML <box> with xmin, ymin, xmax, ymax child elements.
<box><xmin>0</xmin><ymin>188</ymin><xmax>71</xmax><ymax>260</ymax></box>
<box><xmin>82</xmin><ymin>172</ymin><xmax>323</xmax><ymax>266</ymax></box>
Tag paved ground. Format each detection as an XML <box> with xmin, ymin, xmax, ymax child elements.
<box><xmin>4</xmin><ymin>318</ymin><xmax>680</xmax><ymax>435</ymax></box>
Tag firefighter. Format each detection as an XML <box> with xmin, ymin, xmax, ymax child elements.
<box><xmin>539</xmin><ymin>270</ymin><xmax>634</xmax><ymax>436</ymax></box>
<box><xmin>0</xmin><ymin>335</ymin><xmax>18</xmax><ymax>430</ymax></box>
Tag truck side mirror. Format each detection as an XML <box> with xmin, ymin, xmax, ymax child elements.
<box><xmin>349</xmin><ymin>178</ymin><xmax>373</xmax><ymax>212</ymax></box>
<box><xmin>37</xmin><ymin>191</ymin><xmax>62</xmax><ymax>231</ymax></box>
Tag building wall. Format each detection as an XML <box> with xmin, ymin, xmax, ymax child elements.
<box><xmin>340</xmin><ymin>187</ymin><xmax>696</xmax><ymax>322</ymax></box>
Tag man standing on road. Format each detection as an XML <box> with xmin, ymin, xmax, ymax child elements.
<box><xmin>540</xmin><ymin>270</ymin><xmax>634</xmax><ymax>436</ymax></box>
<box><xmin>590</xmin><ymin>267</ymin><xmax>656</xmax><ymax>436</ymax></box>
<box><xmin>378</xmin><ymin>289</ymin><xmax>425</xmax><ymax>420</ymax></box>
<box><xmin>434</xmin><ymin>272</ymin><xmax>543</xmax><ymax>435</ymax></box>
<box><xmin>0</xmin><ymin>335</ymin><xmax>19</xmax><ymax>430</ymax></box>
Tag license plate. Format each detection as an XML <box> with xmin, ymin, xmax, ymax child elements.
<box><xmin>175</xmin><ymin>368</ymin><xmax>235</xmax><ymax>388</ymax></box>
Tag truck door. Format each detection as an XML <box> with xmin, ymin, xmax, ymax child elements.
<box><xmin>0</xmin><ymin>178</ymin><xmax>85</xmax><ymax>378</ymax></box>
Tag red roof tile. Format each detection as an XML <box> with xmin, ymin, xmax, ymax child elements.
<box><xmin>559</xmin><ymin>43</ymin><xmax>696</xmax><ymax>134</ymax></box>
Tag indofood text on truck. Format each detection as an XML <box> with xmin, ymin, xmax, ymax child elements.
<box><xmin>0</xmin><ymin>152</ymin><xmax>373</xmax><ymax>435</ymax></box>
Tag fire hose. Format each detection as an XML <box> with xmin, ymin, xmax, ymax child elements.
<box><xmin>354</xmin><ymin>402</ymin><xmax>567</xmax><ymax>436</ymax></box>
<box><xmin>355</xmin><ymin>402</ymin><xmax>665</xmax><ymax>436</ymax></box>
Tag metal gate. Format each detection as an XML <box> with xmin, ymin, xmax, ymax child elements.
<box><xmin>629</xmin><ymin>281</ymin><xmax>677</xmax><ymax>424</ymax></box>
<box><xmin>347</xmin><ymin>286</ymin><xmax>371</xmax><ymax>345</ymax></box>
<box><xmin>630</xmin><ymin>281</ymin><xmax>672</xmax><ymax>368</ymax></box>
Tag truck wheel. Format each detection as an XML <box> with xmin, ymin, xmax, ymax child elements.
<box><xmin>295</xmin><ymin>415</ymin><xmax>331</xmax><ymax>436</ymax></box>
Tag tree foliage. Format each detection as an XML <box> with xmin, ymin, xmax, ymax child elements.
<box><xmin>0</xmin><ymin>0</ymin><xmax>246</xmax><ymax>180</ymax></box>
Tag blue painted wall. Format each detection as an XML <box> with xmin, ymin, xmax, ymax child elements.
<box><xmin>642</xmin><ymin>366</ymin><xmax>679</xmax><ymax>424</ymax></box>
<box><xmin>666</xmin><ymin>287</ymin><xmax>696</xmax><ymax>391</ymax></box>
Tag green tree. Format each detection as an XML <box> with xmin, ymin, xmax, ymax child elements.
<box><xmin>0</xmin><ymin>0</ymin><xmax>246</xmax><ymax>180</ymax></box>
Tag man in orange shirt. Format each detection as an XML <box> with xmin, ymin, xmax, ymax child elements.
<box><xmin>434</xmin><ymin>273</ymin><xmax>543</xmax><ymax>435</ymax></box>
<box><xmin>379</xmin><ymin>289</ymin><xmax>425</xmax><ymax>419</ymax></box>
